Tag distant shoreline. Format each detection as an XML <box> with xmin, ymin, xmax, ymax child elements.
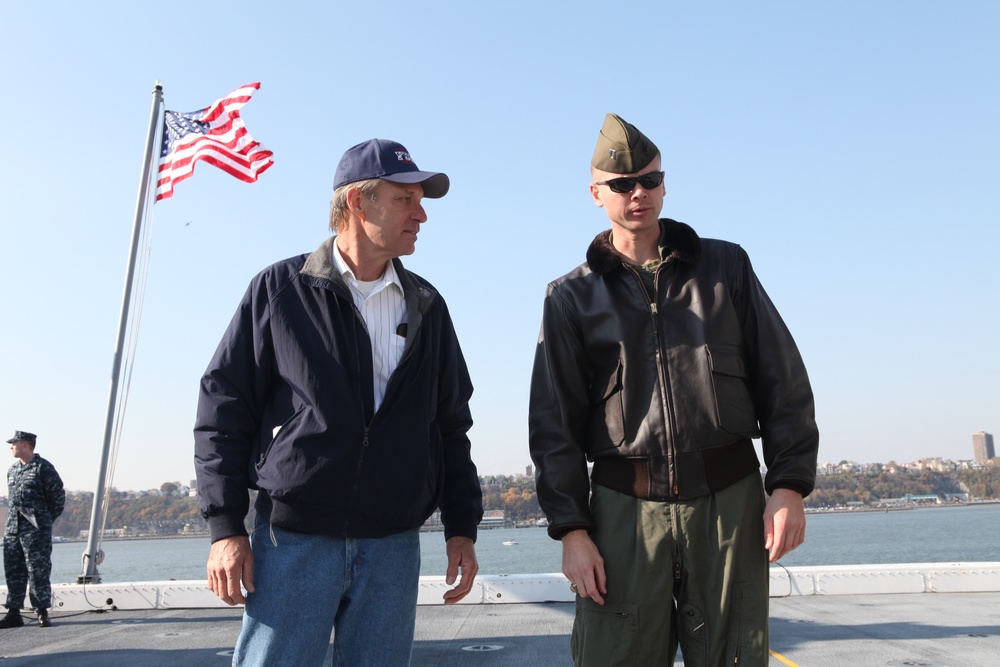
<box><xmin>806</xmin><ymin>500</ymin><xmax>999</xmax><ymax>514</ymax></box>
<box><xmin>49</xmin><ymin>501</ymin><xmax>1000</xmax><ymax>542</ymax></box>
<box><xmin>54</xmin><ymin>534</ymin><xmax>208</xmax><ymax>544</ymax></box>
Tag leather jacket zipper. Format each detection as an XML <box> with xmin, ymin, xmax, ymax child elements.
<box><xmin>625</xmin><ymin>263</ymin><xmax>679</xmax><ymax>498</ymax></box>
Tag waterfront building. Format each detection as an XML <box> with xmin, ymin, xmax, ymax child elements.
<box><xmin>481</xmin><ymin>510</ymin><xmax>506</xmax><ymax>529</ymax></box>
<box><xmin>973</xmin><ymin>431</ymin><xmax>995</xmax><ymax>464</ymax></box>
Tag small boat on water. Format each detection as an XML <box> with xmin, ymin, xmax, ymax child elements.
<box><xmin>502</xmin><ymin>540</ymin><xmax>519</xmax><ymax>546</ymax></box>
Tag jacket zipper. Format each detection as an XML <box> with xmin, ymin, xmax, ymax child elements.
<box><xmin>655</xmin><ymin>264</ymin><xmax>680</xmax><ymax>497</ymax></box>
<box><xmin>317</xmin><ymin>273</ymin><xmax>430</xmax><ymax>534</ymax></box>
<box><xmin>343</xmin><ymin>304</ymin><xmax>373</xmax><ymax>534</ymax></box>
<box><xmin>334</xmin><ymin>275</ymin><xmax>427</xmax><ymax>534</ymax></box>
<box><xmin>625</xmin><ymin>263</ymin><xmax>679</xmax><ymax>498</ymax></box>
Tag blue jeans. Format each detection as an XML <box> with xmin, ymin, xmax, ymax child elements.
<box><xmin>233</xmin><ymin>523</ymin><xmax>421</xmax><ymax>667</ymax></box>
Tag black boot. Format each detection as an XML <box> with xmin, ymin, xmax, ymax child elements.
<box><xmin>0</xmin><ymin>608</ymin><xmax>24</xmax><ymax>629</ymax></box>
<box><xmin>36</xmin><ymin>608</ymin><xmax>51</xmax><ymax>628</ymax></box>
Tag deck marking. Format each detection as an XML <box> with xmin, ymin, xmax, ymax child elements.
<box><xmin>769</xmin><ymin>650</ymin><xmax>801</xmax><ymax>666</ymax></box>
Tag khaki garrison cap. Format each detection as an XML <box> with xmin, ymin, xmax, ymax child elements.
<box><xmin>591</xmin><ymin>113</ymin><xmax>659</xmax><ymax>174</ymax></box>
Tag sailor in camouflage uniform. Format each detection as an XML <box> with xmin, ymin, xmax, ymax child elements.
<box><xmin>1</xmin><ymin>431</ymin><xmax>65</xmax><ymax>629</ymax></box>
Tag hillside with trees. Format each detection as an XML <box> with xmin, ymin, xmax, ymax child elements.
<box><xmin>805</xmin><ymin>468</ymin><xmax>1000</xmax><ymax>508</ymax></box>
<box><xmin>52</xmin><ymin>489</ymin><xmax>204</xmax><ymax>540</ymax></box>
<box><xmin>480</xmin><ymin>475</ymin><xmax>541</xmax><ymax>523</ymax></box>
<box><xmin>36</xmin><ymin>467</ymin><xmax>999</xmax><ymax>540</ymax></box>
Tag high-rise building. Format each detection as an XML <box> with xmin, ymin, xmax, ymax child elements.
<box><xmin>972</xmin><ymin>431</ymin><xmax>995</xmax><ymax>464</ymax></box>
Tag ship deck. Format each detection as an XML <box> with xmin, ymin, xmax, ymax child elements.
<box><xmin>2</xmin><ymin>564</ymin><xmax>998</xmax><ymax>666</ymax></box>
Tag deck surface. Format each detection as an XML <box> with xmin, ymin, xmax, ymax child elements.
<box><xmin>1</xmin><ymin>592</ymin><xmax>997</xmax><ymax>666</ymax></box>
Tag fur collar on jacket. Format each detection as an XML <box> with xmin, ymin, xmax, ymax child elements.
<box><xmin>586</xmin><ymin>218</ymin><xmax>702</xmax><ymax>276</ymax></box>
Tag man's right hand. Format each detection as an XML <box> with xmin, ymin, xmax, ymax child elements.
<box><xmin>207</xmin><ymin>535</ymin><xmax>254</xmax><ymax>605</ymax></box>
<box><xmin>561</xmin><ymin>529</ymin><xmax>607</xmax><ymax>605</ymax></box>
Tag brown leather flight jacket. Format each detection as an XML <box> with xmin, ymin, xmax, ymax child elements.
<box><xmin>528</xmin><ymin>219</ymin><xmax>819</xmax><ymax>539</ymax></box>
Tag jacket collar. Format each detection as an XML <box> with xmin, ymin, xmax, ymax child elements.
<box><xmin>302</xmin><ymin>236</ymin><xmax>435</xmax><ymax>295</ymax></box>
<box><xmin>299</xmin><ymin>237</ymin><xmax>438</xmax><ymax>340</ymax></box>
<box><xmin>301</xmin><ymin>236</ymin><xmax>347</xmax><ymax>287</ymax></box>
<box><xmin>586</xmin><ymin>218</ymin><xmax>702</xmax><ymax>276</ymax></box>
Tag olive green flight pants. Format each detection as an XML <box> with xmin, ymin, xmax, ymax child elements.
<box><xmin>571</xmin><ymin>472</ymin><xmax>769</xmax><ymax>666</ymax></box>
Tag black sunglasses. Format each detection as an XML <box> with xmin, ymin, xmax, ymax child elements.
<box><xmin>594</xmin><ymin>171</ymin><xmax>664</xmax><ymax>194</ymax></box>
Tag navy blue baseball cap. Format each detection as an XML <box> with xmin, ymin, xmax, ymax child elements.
<box><xmin>7</xmin><ymin>430</ymin><xmax>36</xmax><ymax>444</ymax></box>
<box><xmin>333</xmin><ymin>139</ymin><xmax>450</xmax><ymax>199</ymax></box>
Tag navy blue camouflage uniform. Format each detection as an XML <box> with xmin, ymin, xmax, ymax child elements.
<box><xmin>4</xmin><ymin>454</ymin><xmax>65</xmax><ymax>611</ymax></box>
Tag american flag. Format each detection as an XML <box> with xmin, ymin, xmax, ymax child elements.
<box><xmin>155</xmin><ymin>83</ymin><xmax>273</xmax><ymax>201</ymax></box>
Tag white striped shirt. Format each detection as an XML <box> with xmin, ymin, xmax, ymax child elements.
<box><xmin>331</xmin><ymin>241</ymin><xmax>407</xmax><ymax>411</ymax></box>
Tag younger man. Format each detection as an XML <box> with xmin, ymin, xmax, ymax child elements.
<box><xmin>529</xmin><ymin>114</ymin><xmax>818</xmax><ymax>666</ymax></box>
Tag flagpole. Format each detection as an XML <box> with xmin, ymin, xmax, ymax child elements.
<box><xmin>78</xmin><ymin>81</ymin><xmax>164</xmax><ymax>584</ymax></box>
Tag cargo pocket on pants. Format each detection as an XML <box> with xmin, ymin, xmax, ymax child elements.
<box><xmin>677</xmin><ymin>602</ymin><xmax>709</xmax><ymax>665</ymax></box>
<box><xmin>571</xmin><ymin>599</ymin><xmax>639</xmax><ymax>667</ymax></box>
<box><xmin>727</xmin><ymin>579</ymin><xmax>769</xmax><ymax>666</ymax></box>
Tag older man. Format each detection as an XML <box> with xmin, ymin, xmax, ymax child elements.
<box><xmin>529</xmin><ymin>115</ymin><xmax>819</xmax><ymax>666</ymax></box>
<box><xmin>2</xmin><ymin>431</ymin><xmax>65</xmax><ymax>629</ymax></box>
<box><xmin>195</xmin><ymin>139</ymin><xmax>482</xmax><ymax>666</ymax></box>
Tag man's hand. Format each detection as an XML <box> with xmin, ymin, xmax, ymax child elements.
<box><xmin>207</xmin><ymin>535</ymin><xmax>254</xmax><ymax>605</ymax></box>
<box><xmin>443</xmin><ymin>536</ymin><xmax>478</xmax><ymax>604</ymax></box>
<box><xmin>763</xmin><ymin>488</ymin><xmax>806</xmax><ymax>562</ymax></box>
<box><xmin>561</xmin><ymin>529</ymin><xmax>607</xmax><ymax>605</ymax></box>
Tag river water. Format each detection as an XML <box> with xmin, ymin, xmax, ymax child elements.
<box><xmin>47</xmin><ymin>503</ymin><xmax>999</xmax><ymax>584</ymax></box>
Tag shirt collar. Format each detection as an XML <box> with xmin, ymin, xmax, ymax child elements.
<box><xmin>330</xmin><ymin>237</ymin><xmax>404</xmax><ymax>294</ymax></box>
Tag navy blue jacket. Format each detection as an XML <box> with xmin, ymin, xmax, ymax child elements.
<box><xmin>194</xmin><ymin>237</ymin><xmax>482</xmax><ymax>543</ymax></box>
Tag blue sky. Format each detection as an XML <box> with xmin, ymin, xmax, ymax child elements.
<box><xmin>1</xmin><ymin>2</ymin><xmax>997</xmax><ymax>492</ymax></box>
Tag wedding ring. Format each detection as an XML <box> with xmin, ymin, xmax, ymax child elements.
<box><xmin>569</xmin><ymin>582</ymin><xmax>578</xmax><ymax>593</ymax></box>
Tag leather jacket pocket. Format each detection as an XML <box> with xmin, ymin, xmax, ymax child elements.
<box><xmin>586</xmin><ymin>359</ymin><xmax>625</xmax><ymax>452</ymax></box>
<box><xmin>706</xmin><ymin>345</ymin><xmax>761</xmax><ymax>438</ymax></box>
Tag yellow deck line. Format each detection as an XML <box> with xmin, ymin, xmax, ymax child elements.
<box><xmin>769</xmin><ymin>649</ymin><xmax>801</xmax><ymax>666</ymax></box>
